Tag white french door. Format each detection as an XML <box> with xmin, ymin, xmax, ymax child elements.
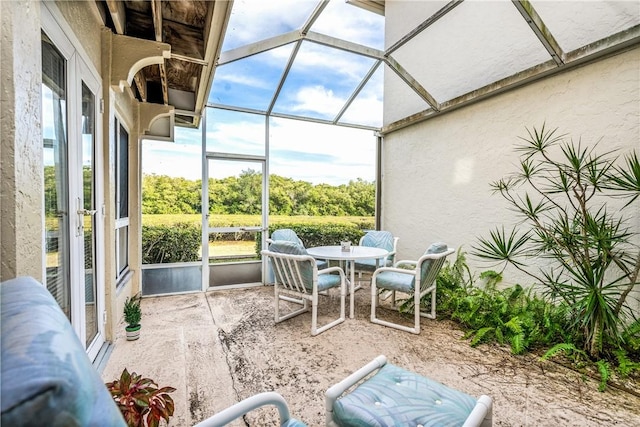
<box><xmin>42</xmin><ymin>4</ymin><xmax>105</xmax><ymax>361</ymax></box>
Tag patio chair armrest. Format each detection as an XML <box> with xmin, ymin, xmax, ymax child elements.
<box><xmin>462</xmin><ymin>395</ymin><xmax>493</xmax><ymax>427</ymax></box>
<box><xmin>194</xmin><ymin>392</ymin><xmax>293</xmax><ymax>427</ymax></box>
<box><xmin>372</xmin><ymin>266</ymin><xmax>417</xmax><ymax>279</ymax></box>
<box><xmin>325</xmin><ymin>355</ymin><xmax>388</xmax><ymax>411</ymax></box>
<box><xmin>393</xmin><ymin>259</ymin><xmax>417</xmax><ymax>268</ymax></box>
<box><xmin>319</xmin><ymin>266</ymin><xmax>346</xmax><ymax>279</ymax></box>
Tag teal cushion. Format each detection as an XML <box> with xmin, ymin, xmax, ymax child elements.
<box><xmin>317</xmin><ymin>273</ymin><xmax>342</xmax><ymax>292</ymax></box>
<box><xmin>419</xmin><ymin>243</ymin><xmax>448</xmax><ymax>289</ymax></box>
<box><xmin>1</xmin><ymin>277</ymin><xmax>126</xmax><ymax>426</ymax></box>
<box><xmin>333</xmin><ymin>363</ymin><xmax>477</xmax><ymax>427</ymax></box>
<box><xmin>375</xmin><ymin>243</ymin><xmax>448</xmax><ymax>293</ymax></box>
<box><xmin>355</xmin><ymin>231</ymin><xmax>395</xmax><ymax>271</ymax></box>
<box><xmin>269</xmin><ymin>241</ymin><xmax>314</xmax><ymax>290</ymax></box>
<box><xmin>374</xmin><ymin>270</ymin><xmax>414</xmax><ymax>293</ymax></box>
<box><xmin>270</xmin><ymin>229</ymin><xmax>304</xmax><ymax>246</ymax></box>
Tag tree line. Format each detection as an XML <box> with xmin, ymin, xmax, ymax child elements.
<box><xmin>142</xmin><ymin>169</ymin><xmax>375</xmax><ymax>216</ymax></box>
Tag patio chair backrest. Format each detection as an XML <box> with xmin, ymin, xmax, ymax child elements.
<box><xmin>418</xmin><ymin>242</ymin><xmax>449</xmax><ymax>291</ymax></box>
<box><xmin>270</xmin><ymin>229</ymin><xmax>304</xmax><ymax>247</ymax></box>
<box><xmin>360</xmin><ymin>231</ymin><xmax>395</xmax><ymax>252</ymax></box>
<box><xmin>268</xmin><ymin>241</ymin><xmax>315</xmax><ymax>293</ymax></box>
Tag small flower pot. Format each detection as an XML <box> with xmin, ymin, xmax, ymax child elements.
<box><xmin>125</xmin><ymin>324</ymin><xmax>141</xmax><ymax>341</ymax></box>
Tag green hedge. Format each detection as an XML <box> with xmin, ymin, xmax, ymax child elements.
<box><xmin>142</xmin><ymin>223</ymin><xmax>200</xmax><ymax>264</ymax></box>
<box><xmin>142</xmin><ymin>218</ymin><xmax>376</xmax><ymax>264</ymax></box>
<box><xmin>256</xmin><ymin>222</ymin><xmax>369</xmax><ymax>254</ymax></box>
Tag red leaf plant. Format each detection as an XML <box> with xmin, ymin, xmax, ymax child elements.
<box><xmin>106</xmin><ymin>368</ymin><xmax>176</xmax><ymax>427</ymax></box>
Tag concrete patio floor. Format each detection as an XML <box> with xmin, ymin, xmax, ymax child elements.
<box><xmin>101</xmin><ymin>284</ymin><xmax>640</xmax><ymax>426</ymax></box>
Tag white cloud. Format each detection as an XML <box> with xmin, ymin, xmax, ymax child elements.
<box><xmin>142</xmin><ymin>115</ymin><xmax>376</xmax><ymax>186</ymax></box>
<box><xmin>290</xmin><ymin>86</ymin><xmax>345</xmax><ymax>115</ymax></box>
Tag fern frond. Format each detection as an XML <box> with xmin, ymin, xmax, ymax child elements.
<box><xmin>470</xmin><ymin>327</ymin><xmax>494</xmax><ymax>347</ymax></box>
<box><xmin>596</xmin><ymin>360</ymin><xmax>610</xmax><ymax>392</ymax></box>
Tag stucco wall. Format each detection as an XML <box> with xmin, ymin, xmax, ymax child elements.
<box><xmin>0</xmin><ymin>0</ymin><xmax>44</xmax><ymax>281</ymax></box>
<box><xmin>54</xmin><ymin>0</ymin><xmax>102</xmax><ymax>73</ymax></box>
<box><xmin>381</xmin><ymin>47</ymin><xmax>640</xmax><ymax>289</ymax></box>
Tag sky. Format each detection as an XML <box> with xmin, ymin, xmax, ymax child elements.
<box><xmin>142</xmin><ymin>0</ymin><xmax>384</xmax><ymax>186</ymax></box>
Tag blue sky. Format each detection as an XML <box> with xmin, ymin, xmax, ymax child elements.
<box><xmin>143</xmin><ymin>0</ymin><xmax>384</xmax><ymax>186</ymax></box>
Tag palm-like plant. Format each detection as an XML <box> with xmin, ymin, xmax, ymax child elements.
<box><xmin>473</xmin><ymin>125</ymin><xmax>639</xmax><ymax>358</ymax></box>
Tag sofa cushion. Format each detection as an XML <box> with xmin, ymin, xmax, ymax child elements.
<box><xmin>1</xmin><ymin>276</ymin><xmax>126</xmax><ymax>427</ymax></box>
<box><xmin>332</xmin><ymin>363</ymin><xmax>477</xmax><ymax>427</ymax></box>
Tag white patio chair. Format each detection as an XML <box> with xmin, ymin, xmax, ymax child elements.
<box><xmin>262</xmin><ymin>241</ymin><xmax>346</xmax><ymax>336</ymax></box>
<box><xmin>325</xmin><ymin>355</ymin><xmax>492</xmax><ymax>427</ymax></box>
<box><xmin>353</xmin><ymin>230</ymin><xmax>398</xmax><ymax>285</ymax></box>
<box><xmin>268</xmin><ymin>228</ymin><xmax>327</xmax><ymax>269</ymax></box>
<box><xmin>371</xmin><ymin>242</ymin><xmax>455</xmax><ymax>334</ymax></box>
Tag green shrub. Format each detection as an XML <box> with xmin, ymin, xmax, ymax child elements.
<box><xmin>142</xmin><ymin>223</ymin><xmax>201</xmax><ymax>264</ymax></box>
<box><xmin>473</xmin><ymin>125</ymin><xmax>639</xmax><ymax>359</ymax></box>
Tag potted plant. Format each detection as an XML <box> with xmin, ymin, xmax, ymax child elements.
<box><xmin>123</xmin><ymin>293</ymin><xmax>142</xmax><ymax>341</ymax></box>
<box><xmin>106</xmin><ymin>368</ymin><xmax>176</xmax><ymax>427</ymax></box>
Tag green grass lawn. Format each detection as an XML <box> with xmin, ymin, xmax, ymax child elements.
<box><xmin>142</xmin><ymin>214</ymin><xmax>373</xmax><ymax>228</ymax></box>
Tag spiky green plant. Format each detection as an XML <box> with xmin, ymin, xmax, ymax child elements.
<box><xmin>472</xmin><ymin>125</ymin><xmax>640</xmax><ymax>358</ymax></box>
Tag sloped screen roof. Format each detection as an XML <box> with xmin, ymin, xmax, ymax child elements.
<box><xmin>207</xmin><ymin>0</ymin><xmax>639</xmax><ymax>132</ymax></box>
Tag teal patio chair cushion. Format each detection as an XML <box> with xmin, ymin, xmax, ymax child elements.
<box><xmin>332</xmin><ymin>363</ymin><xmax>477</xmax><ymax>427</ymax></box>
<box><xmin>270</xmin><ymin>229</ymin><xmax>327</xmax><ymax>270</ymax></box>
<box><xmin>271</xmin><ymin>229</ymin><xmax>304</xmax><ymax>246</ymax></box>
<box><xmin>374</xmin><ymin>243</ymin><xmax>448</xmax><ymax>293</ymax></box>
<box><xmin>1</xmin><ymin>277</ymin><xmax>126</xmax><ymax>426</ymax></box>
<box><xmin>419</xmin><ymin>242</ymin><xmax>448</xmax><ymax>287</ymax></box>
<box><xmin>354</xmin><ymin>231</ymin><xmax>395</xmax><ymax>272</ymax></box>
<box><xmin>269</xmin><ymin>241</ymin><xmax>339</xmax><ymax>292</ymax></box>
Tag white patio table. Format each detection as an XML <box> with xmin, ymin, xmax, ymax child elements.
<box><xmin>306</xmin><ymin>245</ymin><xmax>389</xmax><ymax>319</ymax></box>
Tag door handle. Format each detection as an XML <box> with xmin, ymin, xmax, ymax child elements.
<box><xmin>78</xmin><ymin>209</ymin><xmax>97</xmax><ymax>216</ymax></box>
<box><xmin>239</xmin><ymin>227</ymin><xmax>262</xmax><ymax>232</ymax></box>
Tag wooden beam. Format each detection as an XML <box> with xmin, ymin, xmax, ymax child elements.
<box><xmin>151</xmin><ymin>0</ymin><xmax>163</xmax><ymax>42</ymax></box>
<box><xmin>133</xmin><ymin>72</ymin><xmax>147</xmax><ymax>102</ymax></box>
<box><xmin>159</xmin><ymin>63</ymin><xmax>169</xmax><ymax>105</ymax></box>
<box><xmin>105</xmin><ymin>0</ymin><xmax>126</xmax><ymax>35</ymax></box>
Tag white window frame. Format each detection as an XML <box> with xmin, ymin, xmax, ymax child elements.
<box><xmin>114</xmin><ymin>116</ymin><xmax>130</xmax><ymax>283</ymax></box>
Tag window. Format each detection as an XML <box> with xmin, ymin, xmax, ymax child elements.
<box><xmin>115</xmin><ymin>118</ymin><xmax>129</xmax><ymax>279</ymax></box>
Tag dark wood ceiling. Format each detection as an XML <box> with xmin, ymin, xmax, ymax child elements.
<box><xmin>98</xmin><ymin>0</ymin><xmax>228</xmax><ymax>127</ymax></box>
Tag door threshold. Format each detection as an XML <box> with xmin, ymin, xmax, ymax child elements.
<box><xmin>93</xmin><ymin>341</ymin><xmax>114</xmax><ymax>375</ymax></box>
<box><xmin>206</xmin><ymin>282</ymin><xmax>263</xmax><ymax>292</ymax></box>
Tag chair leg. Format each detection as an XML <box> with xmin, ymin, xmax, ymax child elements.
<box><xmin>311</xmin><ymin>286</ymin><xmax>346</xmax><ymax>336</ymax></box>
<box><xmin>370</xmin><ymin>284</ymin><xmax>420</xmax><ymax>334</ymax></box>
<box><xmin>274</xmin><ymin>286</ymin><xmax>309</xmax><ymax>324</ymax></box>
<box><xmin>418</xmin><ymin>286</ymin><xmax>436</xmax><ymax>320</ymax></box>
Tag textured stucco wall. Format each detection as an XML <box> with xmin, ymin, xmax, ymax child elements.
<box><xmin>381</xmin><ymin>47</ymin><xmax>640</xmax><ymax>290</ymax></box>
<box><xmin>54</xmin><ymin>0</ymin><xmax>101</xmax><ymax>72</ymax></box>
<box><xmin>0</xmin><ymin>0</ymin><xmax>43</xmax><ymax>281</ymax></box>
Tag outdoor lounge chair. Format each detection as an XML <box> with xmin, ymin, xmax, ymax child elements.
<box><xmin>325</xmin><ymin>355</ymin><xmax>493</xmax><ymax>427</ymax></box>
<box><xmin>262</xmin><ymin>240</ymin><xmax>346</xmax><ymax>336</ymax></box>
<box><xmin>371</xmin><ymin>242</ymin><xmax>455</xmax><ymax>334</ymax></box>
<box><xmin>194</xmin><ymin>392</ymin><xmax>307</xmax><ymax>427</ymax></box>
<box><xmin>353</xmin><ymin>230</ymin><xmax>398</xmax><ymax>284</ymax></box>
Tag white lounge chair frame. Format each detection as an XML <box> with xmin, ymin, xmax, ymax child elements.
<box><xmin>325</xmin><ymin>355</ymin><xmax>493</xmax><ymax>427</ymax></box>
<box><xmin>262</xmin><ymin>249</ymin><xmax>346</xmax><ymax>336</ymax></box>
<box><xmin>371</xmin><ymin>247</ymin><xmax>455</xmax><ymax>334</ymax></box>
<box><xmin>194</xmin><ymin>392</ymin><xmax>296</xmax><ymax>427</ymax></box>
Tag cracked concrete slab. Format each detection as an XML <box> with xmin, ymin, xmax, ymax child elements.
<box><xmin>102</xmin><ymin>285</ymin><xmax>640</xmax><ymax>426</ymax></box>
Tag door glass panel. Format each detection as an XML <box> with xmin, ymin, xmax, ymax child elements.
<box><xmin>42</xmin><ymin>33</ymin><xmax>70</xmax><ymax>320</ymax></box>
<box><xmin>207</xmin><ymin>159</ymin><xmax>263</xmax><ymax>262</ymax></box>
<box><xmin>81</xmin><ymin>82</ymin><xmax>98</xmax><ymax>347</ymax></box>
